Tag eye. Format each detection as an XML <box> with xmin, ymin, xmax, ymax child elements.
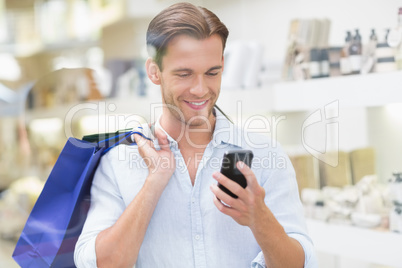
<box><xmin>207</xmin><ymin>72</ymin><xmax>219</xmax><ymax>76</ymax></box>
<box><xmin>176</xmin><ymin>73</ymin><xmax>191</xmax><ymax>78</ymax></box>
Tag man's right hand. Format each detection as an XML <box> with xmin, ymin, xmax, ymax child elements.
<box><xmin>94</xmin><ymin>126</ymin><xmax>176</xmax><ymax>268</ymax></box>
<box><xmin>132</xmin><ymin>126</ymin><xmax>176</xmax><ymax>189</ymax></box>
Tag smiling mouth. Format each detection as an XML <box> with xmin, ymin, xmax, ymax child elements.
<box><xmin>185</xmin><ymin>100</ymin><xmax>207</xmax><ymax>106</ymax></box>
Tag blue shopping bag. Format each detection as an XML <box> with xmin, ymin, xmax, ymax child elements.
<box><xmin>12</xmin><ymin>130</ymin><xmax>149</xmax><ymax>267</ymax></box>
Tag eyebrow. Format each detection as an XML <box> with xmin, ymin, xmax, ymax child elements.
<box><xmin>172</xmin><ymin>65</ymin><xmax>223</xmax><ymax>73</ymax></box>
<box><xmin>207</xmin><ymin>66</ymin><xmax>223</xmax><ymax>72</ymax></box>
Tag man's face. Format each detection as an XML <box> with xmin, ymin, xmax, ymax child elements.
<box><xmin>158</xmin><ymin>34</ymin><xmax>224</xmax><ymax>128</ymax></box>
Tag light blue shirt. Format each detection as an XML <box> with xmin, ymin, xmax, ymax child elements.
<box><xmin>74</xmin><ymin>109</ymin><xmax>317</xmax><ymax>267</ymax></box>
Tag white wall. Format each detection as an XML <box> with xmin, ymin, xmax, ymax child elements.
<box><xmin>368</xmin><ymin>105</ymin><xmax>402</xmax><ymax>182</ymax></box>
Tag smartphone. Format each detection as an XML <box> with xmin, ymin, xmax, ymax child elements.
<box><xmin>218</xmin><ymin>149</ymin><xmax>254</xmax><ymax>198</ymax></box>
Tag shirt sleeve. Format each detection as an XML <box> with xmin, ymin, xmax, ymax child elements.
<box><xmin>74</xmin><ymin>149</ymin><xmax>126</xmax><ymax>268</ymax></box>
<box><xmin>251</xmin><ymin>144</ymin><xmax>318</xmax><ymax>268</ymax></box>
<box><xmin>251</xmin><ymin>251</ymin><xmax>266</xmax><ymax>267</ymax></box>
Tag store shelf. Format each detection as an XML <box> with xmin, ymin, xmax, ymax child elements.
<box><xmin>306</xmin><ymin>218</ymin><xmax>402</xmax><ymax>267</ymax></box>
<box><xmin>25</xmin><ymin>70</ymin><xmax>402</xmax><ymax>121</ymax></box>
<box><xmin>272</xmin><ymin>71</ymin><xmax>402</xmax><ymax>112</ymax></box>
<box><xmin>218</xmin><ymin>71</ymin><xmax>402</xmax><ymax>115</ymax></box>
<box><xmin>0</xmin><ymin>40</ymin><xmax>99</xmax><ymax>57</ymax></box>
<box><xmin>26</xmin><ymin>95</ymin><xmax>158</xmax><ymax>121</ymax></box>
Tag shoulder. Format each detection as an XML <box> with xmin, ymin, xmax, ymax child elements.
<box><xmin>100</xmin><ymin>140</ymin><xmax>144</xmax><ymax>174</ymax></box>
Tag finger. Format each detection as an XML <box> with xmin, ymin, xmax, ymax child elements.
<box><xmin>149</xmin><ymin>124</ymin><xmax>155</xmax><ymax>140</ymax></box>
<box><xmin>212</xmin><ymin>171</ymin><xmax>247</xmax><ymax>200</ymax></box>
<box><xmin>132</xmin><ymin>133</ymin><xmax>155</xmax><ymax>158</ymax></box>
<box><xmin>131</xmin><ymin>125</ymin><xmax>154</xmax><ymax>147</ymax></box>
<box><xmin>154</xmin><ymin>127</ymin><xmax>170</xmax><ymax>151</ymax></box>
<box><xmin>146</xmin><ymin>122</ymin><xmax>156</xmax><ymax>140</ymax></box>
<box><xmin>132</xmin><ymin>132</ymin><xmax>152</xmax><ymax>147</ymax></box>
<box><xmin>212</xmin><ymin>194</ymin><xmax>241</xmax><ymax>219</ymax></box>
<box><xmin>237</xmin><ymin>161</ymin><xmax>258</xmax><ymax>190</ymax></box>
<box><xmin>210</xmin><ymin>184</ymin><xmax>243</xmax><ymax>209</ymax></box>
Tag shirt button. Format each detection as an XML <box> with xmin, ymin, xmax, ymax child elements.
<box><xmin>195</xmin><ymin>235</ymin><xmax>200</xmax><ymax>240</ymax></box>
<box><xmin>191</xmin><ymin>197</ymin><xmax>196</xmax><ymax>203</ymax></box>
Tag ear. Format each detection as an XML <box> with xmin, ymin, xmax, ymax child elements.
<box><xmin>146</xmin><ymin>58</ymin><xmax>161</xmax><ymax>85</ymax></box>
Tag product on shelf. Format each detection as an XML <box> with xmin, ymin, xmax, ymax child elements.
<box><xmin>376</xmin><ymin>29</ymin><xmax>397</xmax><ymax>73</ymax></box>
<box><xmin>349</xmin><ymin>147</ymin><xmax>376</xmax><ymax>184</ymax></box>
<box><xmin>0</xmin><ymin>176</ymin><xmax>44</xmax><ymax>240</ymax></box>
<box><xmin>387</xmin><ymin>7</ymin><xmax>402</xmax><ymax>70</ymax></box>
<box><xmin>309</xmin><ymin>48</ymin><xmax>330</xmax><ymax>79</ymax></box>
<box><xmin>349</xmin><ymin>29</ymin><xmax>363</xmax><ymax>75</ymax></box>
<box><xmin>340</xmin><ymin>31</ymin><xmax>352</xmax><ymax>75</ymax></box>
<box><xmin>283</xmin><ymin>7</ymin><xmax>402</xmax><ymax>81</ymax></box>
<box><xmin>361</xmin><ymin>29</ymin><xmax>378</xmax><ymax>74</ymax></box>
<box><xmin>301</xmin><ymin>175</ymin><xmax>388</xmax><ymax>229</ymax></box>
<box><xmin>319</xmin><ymin>151</ymin><xmax>352</xmax><ymax>188</ymax></box>
<box><xmin>29</xmin><ymin>68</ymin><xmax>103</xmax><ymax>109</ymax></box>
<box><xmin>328</xmin><ymin>47</ymin><xmax>342</xmax><ymax>77</ymax></box>
<box><xmin>290</xmin><ymin>154</ymin><xmax>320</xmax><ymax>195</ymax></box>
<box><xmin>309</xmin><ymin>48</ymin><xmax>321</xmax><ymax>79</ymax></box>
<box><xmin>389</xmin><ymin>173</ymin><xmax>402</xmax><ymax>233</ymax></box>
<box><xmin>282</xmin><ymin>18</ymin><xmax>331</xmax><ymax>81</ymax></box>
<box><xmin>290</xmin><ymin>147</ymin><xmax>377</xmax><ymax>194</ymax></box>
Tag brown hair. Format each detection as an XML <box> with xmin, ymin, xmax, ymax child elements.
<box><xmin>146</xmin><ymin>2</ymin><xmax>229</xmax><ymax>70</ymax></box>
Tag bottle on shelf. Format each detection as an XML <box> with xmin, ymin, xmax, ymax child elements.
<box><xmin>320</xmin><ymin>48</ymin><xmax>330</xmax><ymax>78</ymax></box>
<box><xmin>328</xmin><ymin>47</ymin><xmax>342</xmax><ymax>77</ymax></box>
<box><xmin>389</xmin><ymin>173</ymin><xmax>402</xmax><ymax>233</ymax></box>
<box><xmin>309</xmin><ymin>48</ymin><xmax>330</xmax><ymax>79</ymax></box>
<box><xmin>340</xmin><ymin>31</ymin><xmax>352</xmax><ymax>75</ymax></box>
<box><xmin>361</xmin><ymin>29</ymin><xmax>378</xmax><ymax>74</ymax></box>
<box><xmin>309</xmin><ymin>48</ymin><xmax>321</xmax><ymax>79</ymax></box>
<box><xmin>376</xmin><ymin>29</ymin><xmax>397</xmax><ymax>73</ymax></box>
<box><xmin>369</xmin><ymin>29</ymin><xmax>378</xmax><ymax>50</ymax></box>
<box><xmin>387</xmin><ymin>7</ymin><xmax>402</xmax><ymax>70</ymax></box>
<box><xmin>349</xmin><ymin>29</ymin><xmax>363</xmax><ymax>75</ymax></box>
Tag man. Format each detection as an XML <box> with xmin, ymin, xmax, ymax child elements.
<box><xmin>75</xmin><ymin>2</ymin><xmax>317</xmax><ymax>267</ymax></box>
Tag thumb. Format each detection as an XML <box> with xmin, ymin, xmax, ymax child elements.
<box><xmin>132</xmin><ymin>133</ymin><xmax>155</xmax><ymax>158</ymax></box>
<box><xmin>154</xmin><ymin>127</ymin><xmax>171</xmax><ymax>151</ymax></box>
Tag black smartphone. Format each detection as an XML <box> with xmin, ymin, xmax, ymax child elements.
<box><xmin>218</xmin><ymin>149</ymin><xmax>254</xmax><ymax>198</ymax></box>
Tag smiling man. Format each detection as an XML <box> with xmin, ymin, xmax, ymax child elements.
<box><xmin>74</xmin><ymin>2</ymin><xmax>317</xmax><ymax>268</ymax></box>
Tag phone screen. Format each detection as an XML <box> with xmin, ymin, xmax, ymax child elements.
<box><xmin>218</xmin><ymin>149</ymin><xmax>253</xmax><ymax>198</ymax></box>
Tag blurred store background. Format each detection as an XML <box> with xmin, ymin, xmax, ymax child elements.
<box><xmin>1</xmin><ymin>0</ymin><xmax>402</xmax><ymax>267</ymax></box>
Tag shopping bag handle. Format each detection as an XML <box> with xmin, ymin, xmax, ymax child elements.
<box><xmin>97</xmin><ymin>128</ymin><xmax>151</xmax><ymax>155</ymax></box>
<box><xmin>82</xmin><ymin>128</ymin><xmax>132</xmax><ymax>143</ymax></box>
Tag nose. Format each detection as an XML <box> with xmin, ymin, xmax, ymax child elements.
<box><xmin>189</xmin><ymin>74</ymin><xmax>208</xmax><ymax>97</ymax></box>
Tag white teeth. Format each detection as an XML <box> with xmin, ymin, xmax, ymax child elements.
<box><xmin>189</xmin><ymin>100</ymin><xmax>207</xmax><ymax>106</ymax></box>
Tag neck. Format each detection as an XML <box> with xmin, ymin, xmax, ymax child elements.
<box><xmin>159</xmin><ymin>111</ymin><xmax>216</xmax><ymax>148</ymax></box>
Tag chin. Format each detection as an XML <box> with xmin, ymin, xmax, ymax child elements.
<box><xmin>184</xmin><ymin>109</ymin><xmax>214</xmax><ymax>127</ymax></box>
<box><xmin>185</xmin><ymin>118</ymin><xmax>208</xmax><ymax>127</ymax></box>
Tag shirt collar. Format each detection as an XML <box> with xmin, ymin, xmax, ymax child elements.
<box><xmin>154</xmin><ymin>116</ymin><xmax>179</xmax><ymax>150</ymax></box>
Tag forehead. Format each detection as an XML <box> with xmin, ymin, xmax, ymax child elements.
<box><xmin>162</xmin><ymin>34</ymin><xmax>223</xmax><ymax>71</ymax></box>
